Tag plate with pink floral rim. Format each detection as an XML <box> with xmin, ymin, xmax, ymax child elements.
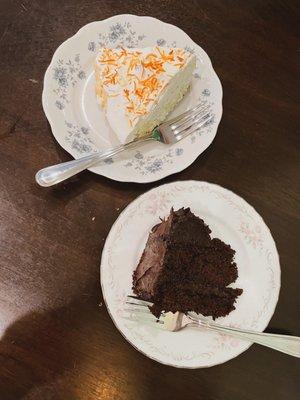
<box><xmin>42</xmin><ymin>14</ymin><xmax>222</xmax><ymax>183</ymax></box>
<box><xmin>100</xmin><ymin>180</ymin><xmax>281</xmax><ymax>368</ymax></box>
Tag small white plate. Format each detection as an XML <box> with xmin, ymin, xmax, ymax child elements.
<box><xmin>42</xmin><ymin>15</ymin><xmax>222</xmax><ymax>183</ymax></box>
<box><xmin>101</xmin><ymin>181</ymin><xmax>280</xmax><ymax>368</ymax></box>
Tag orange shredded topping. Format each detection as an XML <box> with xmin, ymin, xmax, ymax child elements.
<box><xmin>95</xmin><ymin>46</ymin><xmax>190</xmax><ymax>124</ymax></box>
<box><xmin>156</xmin><ymin>47</ymin><xmax>175</xmax><ymax>63</ymax></box>
<box><xmin>123</xmin><ymin>89</ymin><xmax>130</xmax><ymax>101</ymax></box>
<box><xmin>135</xmin><ymin>87</ymin><xmax>146</xmax><ymax>98</ymax></box>
<box><xmin>141</xmin><ymin>75</ymin><xmax>161</xmax><ymax>92</ymax></box>
<box><xmin>142</xmin><ymin>60</ymin><xmax>165</xmax><ymax>73</ymax></box>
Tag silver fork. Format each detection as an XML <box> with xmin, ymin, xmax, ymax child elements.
<box><xmin>35</xmin><ymin>103</ymin><xmax>212</xmax><ymax>187</ymax></box>
<box><xmin>124</xmin><ymin>296</ymin><xmax>300</xmax><ymax>357</ymax></box>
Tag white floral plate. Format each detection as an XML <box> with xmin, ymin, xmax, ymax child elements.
<box><xmin>101</xmin><ymin>181</ymin><xmax>280</xmax><ymax>368</ymax></box>
<box><xmin>42</xmin><ymin>15</ymin><xmax>222</xmax><ymax>183</ymax></box>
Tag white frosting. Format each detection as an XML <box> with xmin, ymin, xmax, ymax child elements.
<box><xmin>95</xmin><ymin>47</ymin><xmax>196</xmax><ymax>143</ymax></box>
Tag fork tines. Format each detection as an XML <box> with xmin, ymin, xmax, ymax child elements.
<box><xmin>159</xmin><ymin>102</ymin><xmax>213</xmax><ymax>144</ymax></box>
<box><xmin>163</xmin><ymin>102</ymin><xmax>209</xmax><ymax>127</ymax></box>
<box><xmin>123</xmin><ymin>295</ymin><xmax>164</xmax><ymax>324</ymax></box>
<box><xmin>126</xmin><ymin>295</ymin><xmax>153</xmax><ymax>307</ymax></box>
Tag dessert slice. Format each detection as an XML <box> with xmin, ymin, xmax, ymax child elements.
<box><xmin>95</xmin><ymin>47</ymin><xmax>196</xmax><ymax>143</ymax></box>
<box><xmin>133</xmin><ymin>208</ymin><xmax>243</xmax><ymax>319</ymax></box>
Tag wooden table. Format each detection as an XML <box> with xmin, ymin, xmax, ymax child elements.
<box><xmin>0</xmin><ymin>1</ymin><xmax>299</xmax><ymax>399</ymax></box>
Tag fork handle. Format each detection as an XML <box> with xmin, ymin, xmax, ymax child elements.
<box><xmin>35</xmin><ymin>137</ymin><xmax>152</xmax><ymax>187</ymax></box>
<box><xmin>194</xmin><ymin>318</ymin><xmax>300</xmax><ymax>357</ymax></box>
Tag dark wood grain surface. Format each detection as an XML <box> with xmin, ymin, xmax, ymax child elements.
<box><xmin>0</xmin><ymin>0</ymin><xmax>299</xmax><ymax>399</ymax></box>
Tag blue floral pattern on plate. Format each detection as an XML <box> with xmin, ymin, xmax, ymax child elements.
<box><xmin>53</xmin><ymin>55</ymin><xmax>86</xmax><ymax>110</ymax></box>
<box><xmin>65</xmin><ymin>121</ymin><xmax>97</xmax><ymax>154</ymax></box>
<box><xmin>124</xmin><ymin>147</ymin><xmax>186</xmax><ymax>175</ymax></box>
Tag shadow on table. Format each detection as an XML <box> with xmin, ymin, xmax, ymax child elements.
<box><xmin>264</xmin><ymin>327</ymin><xmax>292</xmax><ymax>335</ymax></box>
<box><xmin>0</xmin><ymin>300</ymin><xmax>104</xmax><ymax>400</ymax></box>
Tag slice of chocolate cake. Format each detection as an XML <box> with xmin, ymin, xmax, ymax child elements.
<box><xmin>132</xmin><ymin>208</ymin><xmax>243</xmax><ymax>319</ymax></box>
